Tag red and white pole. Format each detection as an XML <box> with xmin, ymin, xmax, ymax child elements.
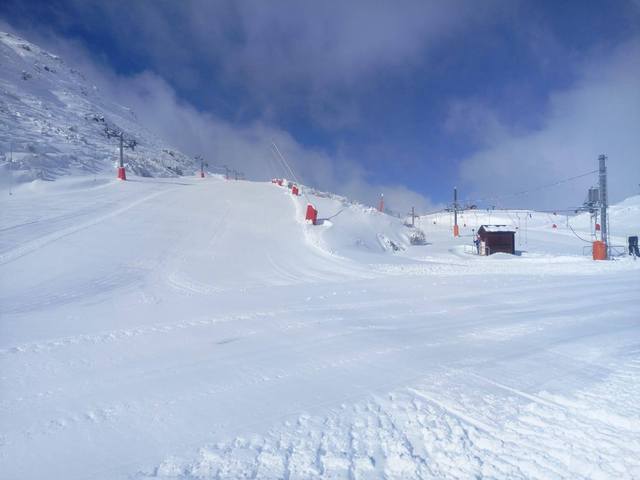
<box><xmin>117</xmin><ymin>132</ymin><xmax>126</xmax><ymax>180</ymax></box>
<box><xmin>378</xmin><ymin>193</ymin><xmax>384</xmax><ymax>212</ymax></box>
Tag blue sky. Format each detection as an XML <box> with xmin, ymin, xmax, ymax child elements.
<box><xmin>1</xmin><ymin>0</ymin><xmax>639</xmax><ymax>211</ymax></box>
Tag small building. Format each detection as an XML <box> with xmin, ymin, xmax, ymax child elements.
<box><xmin>477</xmin><ymin>225</ymin><xmax>516</xmax><ymax>255</ymax></box>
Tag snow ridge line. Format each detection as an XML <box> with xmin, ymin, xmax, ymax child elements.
<box><xmin>0</xmin><ymin>309</ymin><xmax>276</xmax><ymax>356</ymax></box>
<box><xmin>0</xmin><ymin>187</ymin><xmax>170</xmax><ymax>266</ymax></box>
<box><xmin>0</xmin><ymin>298</ymin><xmax>409</xmax><ymax>356</ymax></box>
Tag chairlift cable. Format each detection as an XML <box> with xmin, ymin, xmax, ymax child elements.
<box><xmin>567</xmin><ymin>219</ymin><xmax>593</xmax><ymax>244</ymax></box>
<box><xmin>461</xmin><ymin>169</ymin><xmax>598</xmax><ymax>207</ymax></box>
<box><xmin>271</xmin><ymin>141</ymin><xmax>312</xmax><ymax>205</ymax></box>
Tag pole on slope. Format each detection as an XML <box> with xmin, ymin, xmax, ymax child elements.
<box><xmin>195</xmin><ymin>155</ymin><xmax>205</xmax><ymax>178</ymax></box>
<box><xmin>596</xmin><ymin>154</ymin><xmax>609</xmax><ymax>259</ymax></box>
<box><xmin>412</xmin><ymin>207</ymin><xmax>415</xmax><ymax>227</ymax></box>
<box><xmin>117</xmin><ymin>132</ymin><xmax>126</xmax><ymax>180</ymax></box>
<box><xmin>378</xmin><ymin>193</ymin><xmax>384</xmax><ymax>212</ymax></box>
<box><xmin>453</xmin><ymin>187</ymin><xmax>459</xmax><ymax>237</ymax></box>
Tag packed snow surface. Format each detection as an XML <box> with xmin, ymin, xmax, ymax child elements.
<box><xmin>1</xmin><ymin>176</ymin><xmax>639</xmax><ymax>479</ymax></box>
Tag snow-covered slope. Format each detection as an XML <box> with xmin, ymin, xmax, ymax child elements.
<box><xmin>0</xmin><ymin>31</ymin><xmax>196</xmax><ymax>186</ymax></box>
<box><xmin>1</xmin><ymin>174</ymin><xmax>639</xmax><ymax>479</ymax></box>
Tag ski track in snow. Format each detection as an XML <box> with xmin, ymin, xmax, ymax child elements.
<box><xmin>0</xmin><ymin>295</ymin><xmax>416</xmax><ymax>357</ymax></box>
<box><xmin>162</xmin><ymin>201</ymin><xmax>233</xmax><ymax>296</ymax></box>
<box><xmin>0</xmin><ymin>186</ymin><xmax>172</xmax><ymax>266</ymax></box>
<box><xmin>4</xmin><ymin>275</ymin><xmax>634</xmax><ymax>359</ymax></box>
<box><xmin>146</xmin><ymin>359</ymin><xmax>640</xmax><ymax>480</ymax></box>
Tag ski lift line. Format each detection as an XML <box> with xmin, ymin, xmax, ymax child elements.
<box><xmin>271</xmin><ymin>141</ymin><xmax>312</xmax><ymax>204</ymax></box>
<box><xmin>567</xmin><ymin>219</ymin><xmax>593</xmax><ymax>244</ymax></box>
<box><xmin>448</xmin><ymin>205</ymin><xmax>592</xmax><ymax>215</ymax></box>
<box><xmin>476</xmin><ymin>169</ymin><xmax>598</xmax><ymax>202</ymax></box>
<box><xmin>271</xmin><ymin>142</ymin><xmax>298</xmax><ymax>182</ymax></box>
<box><xmin>420</xmin><ymin>205</ymin><xmax>583</xmax><ymax>218</ymax></box>
<box><xmin>496</xmin><ymin>207</ymin><xmax>586</xmax><ymax>213</ymax></box>
<box><xmin>461</xmin><ymin>169</ymin><xmax>599</xmax><ymax>206</ymax></box>
<box><xmin>269</xmin><ymin>152</ymin><xmax>290</xmax><ymax>186</ymax></box>
<box><xmin>414</xmin><ymin>207</ymin><xmax>449</xmax><ymax>217</ymax></box>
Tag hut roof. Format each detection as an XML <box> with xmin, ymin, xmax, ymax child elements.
<box><xmin>478</xmin><ymin>224</ymin><xmax>515</xmax><ymax>233</ymax></box>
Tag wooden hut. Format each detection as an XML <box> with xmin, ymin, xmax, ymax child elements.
<box><xmin>477</xmin><ymin>225</ymin><xmax>516</xmax><ymax>255</ymax></box>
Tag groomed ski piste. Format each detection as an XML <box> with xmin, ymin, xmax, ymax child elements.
<box><xmin>1</xmin><ymin>174</ymin><xmax>639</xmax><ymax>480</ymax></box>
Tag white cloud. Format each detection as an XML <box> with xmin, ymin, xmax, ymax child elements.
<box><xmin>16</xmin><ymin>0</ymin><xmax>506</xmax><ymax>130</ymax></box>
<box><xmin>454</xmin><ymin>38</ymin><xmax>640</xmax><ymax>210</ymax></box>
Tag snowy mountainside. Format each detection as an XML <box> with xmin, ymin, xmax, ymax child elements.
<box><xmin>0</xmin><ymin>31</ymin><xmax>196</xmax><ymax>185</ymax></box>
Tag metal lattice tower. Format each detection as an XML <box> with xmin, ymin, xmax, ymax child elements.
<box><xmin>119</xmin><ymin>132</ymin><xmax>124</xmax><ymax>169</ymax></box>
<box><xmin>598</xmin><ymin>154</ymin><xmax>608</xmax><ymax>257</ymax></box>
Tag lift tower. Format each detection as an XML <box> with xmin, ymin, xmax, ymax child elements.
<box><xmin>598</xmin><ymin>154</ymin><xmax>609</xmax><ymax>258</ymax></box>
<box><xmin>117</xmin><ymin>132</ymin><xmax>126</xmax><ymax>180</ymax></box>
<box><xmin>453</xmin><ymin>187</ymin><xmax>459</xmax><ymax>237</ymax></box>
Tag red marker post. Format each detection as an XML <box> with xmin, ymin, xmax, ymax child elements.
<box><xmin>305</xmin><ymin>204</ymin><xmax>318</xmax><ymax>225</ymax></box>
